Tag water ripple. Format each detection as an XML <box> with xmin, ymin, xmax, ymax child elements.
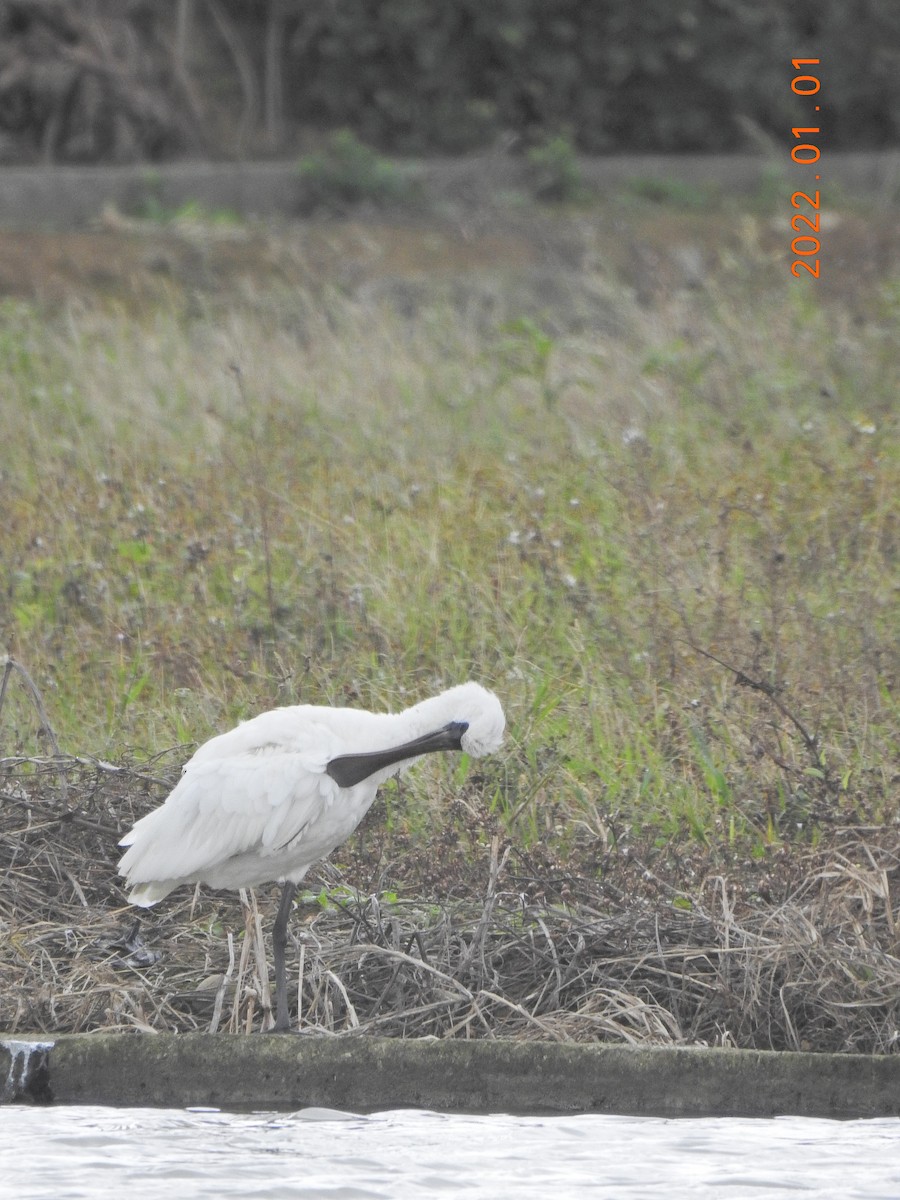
<box><xmin>2</xmin><ymin>1106</ymin><xmax>899</xmax><ymax>1199</ymax></box>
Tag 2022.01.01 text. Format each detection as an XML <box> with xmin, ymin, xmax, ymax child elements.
<box><xmin>790</xmin><ymin>58</ymin><xmax>822</xmax><ymax>280</ymax></box>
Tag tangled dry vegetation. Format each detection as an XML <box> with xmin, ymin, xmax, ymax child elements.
<box><xmin>3</xmin><ymin>751</ymin><xmax>900</xmax><ymax>1052</ymax></box>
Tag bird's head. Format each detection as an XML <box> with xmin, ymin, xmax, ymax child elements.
<box><xmin>432</xmin><ymin>682</ymin><xmax>505</xmax><ymax>758</ymax></box>
<box><xmin>324</xmin><ymin>682</ymin><xmax>505</xmax><ymax>790</ymax></box>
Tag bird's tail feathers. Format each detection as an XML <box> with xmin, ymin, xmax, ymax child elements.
<box><xmin>125</xmin><ymin>881</ymin><xmax>175</xmax><ymax>906</ymax></box>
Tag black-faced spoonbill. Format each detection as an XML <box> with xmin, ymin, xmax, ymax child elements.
<box><xmin>117</xmin><ymin>681</ymin><xmax>505</xmax><ymax>1032</ymax></box>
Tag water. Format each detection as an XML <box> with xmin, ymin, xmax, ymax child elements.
<box><xmin>2</xmin><ymin>1105</ymin><xmax>899</xmax><ymax>1199</ymax></box>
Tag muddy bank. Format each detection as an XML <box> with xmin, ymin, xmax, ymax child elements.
<box><xmin>3</xmin><ymin>1034</ymin><xmax>899</xmax><ymax>1117</ymax></box>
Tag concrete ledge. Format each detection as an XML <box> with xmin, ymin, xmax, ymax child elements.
<box><xmin>0</xmin><ymin>161</ymin><xmax>304</xmax><ymax>227</ymax></box>
<box><xmin>0</xmin><ymin>152</ymin><xmax>897</xmax><ymax>228</ymax></box>
<box><xmin>3</xmin><ymin>1034</ymin><xmax>898</xmax><ymax>1116</ymax></box>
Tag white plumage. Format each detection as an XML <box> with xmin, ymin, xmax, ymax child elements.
<box><xmin>118</xmin><ymin>681</ymin><xmax>505</xmax><ymax>1031</ymax></box>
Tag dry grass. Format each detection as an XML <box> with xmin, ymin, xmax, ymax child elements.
<box><xmin>3</xmin><ymin>754</ymin><xmax>899</xmax><ymax>1051</ymax></box>
<box><xmin>0</xmin><ymin>190</ymin><xmax>898</xmax><ymax>1047</ymax></box>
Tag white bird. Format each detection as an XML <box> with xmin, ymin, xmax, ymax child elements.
<box><xmin>118</xmin><ymin>681</ymin><xmax>505</xmax><ymax>1032</ymax></box>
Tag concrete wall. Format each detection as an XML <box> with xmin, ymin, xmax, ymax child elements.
<box><xmin>3</xmin><ymin>1034</ymin><xmax>899</xmax><ymax>1116</ymax></box>
<box><xmin>0</xmin><ymin>152</ymin><xmax>897</xmax><ymax>229</ymax></box>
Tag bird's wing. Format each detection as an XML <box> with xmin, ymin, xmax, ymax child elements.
<box><xmin>185</xmin><ymin>708</ymin><xmax>344</xmax><ymax>767</ymax></box>
<box><xmin>118</xmin><ymin>750</ymin><xmax>337</xmax><ymax>886</ymax></box>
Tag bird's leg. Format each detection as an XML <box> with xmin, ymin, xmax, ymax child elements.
<box><xmin>271</xmin><ymin>880</ymin><xmax>298</xmax><ymax>1033</ymax></box>
<box><xmin>270</xmin><ymin>883</ymin><xmax>297</xmax><ymax>1033</ymax></box>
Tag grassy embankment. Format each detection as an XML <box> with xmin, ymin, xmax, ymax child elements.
<box><xmin>1</xmin><ymin>182</ymin><xmax>897</xmax><ymax>1043</ymax></box>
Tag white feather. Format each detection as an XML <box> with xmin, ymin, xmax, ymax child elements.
<box><xmin>118</xmin><ymin>682</ymin><xmax>505</xmax><ymax>905</ymax></box>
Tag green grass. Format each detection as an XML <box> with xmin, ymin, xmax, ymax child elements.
<box><xmin>1</xmin><ymin>197</ymin><xmax>897</xmax><ymax>872</ymax></box>
<box><xmin>296</xmin><ymin>129</ymin><xmax>422</xmax><ymax>213</ymax></box>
